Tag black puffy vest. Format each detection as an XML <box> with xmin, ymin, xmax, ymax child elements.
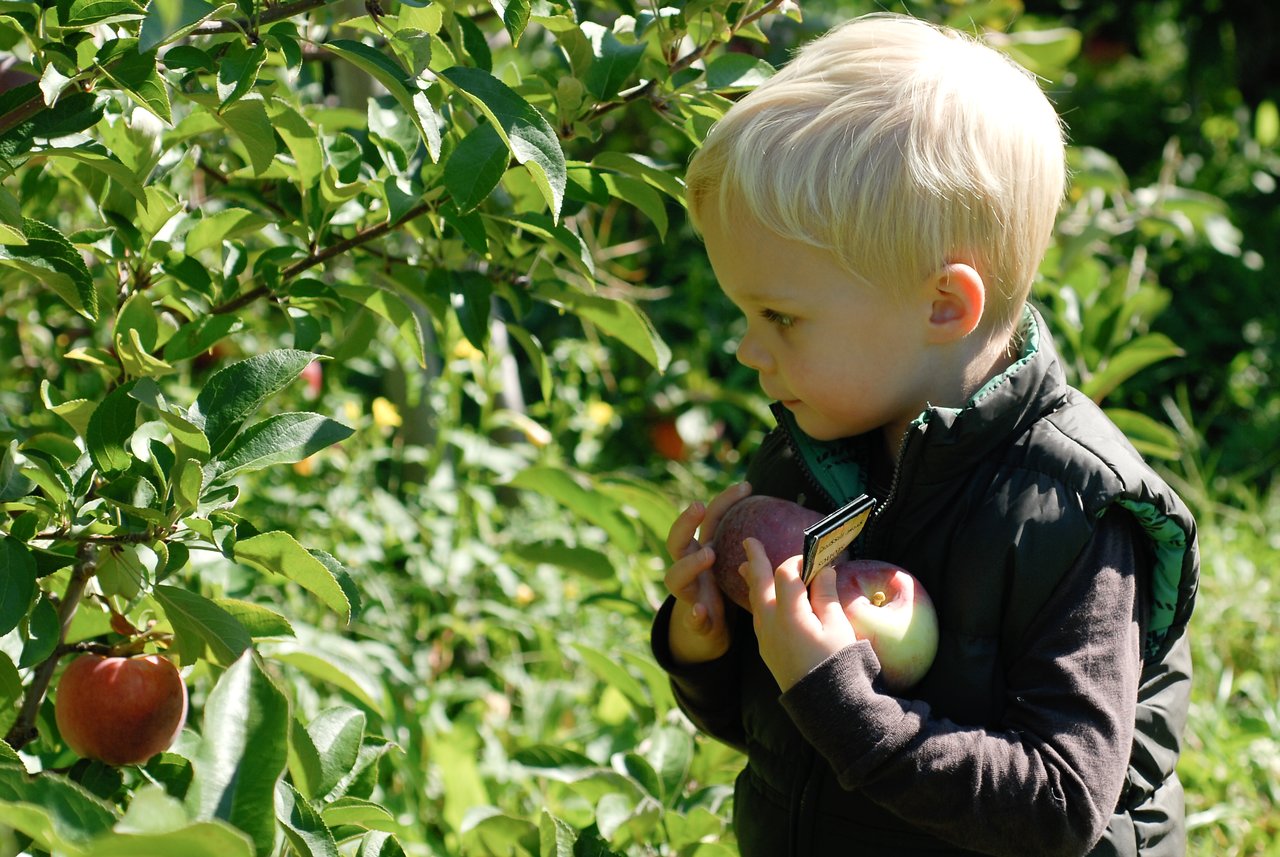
<box><xmin>735</xmin><ymin>308</ymin><xmax>1197</xmax><ymax>856</ymax></box>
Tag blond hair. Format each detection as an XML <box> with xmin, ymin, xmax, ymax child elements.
<box><xmin>685</xmin><ymin>13</ymin><xmax>1066</xmax><ymax>335</ymax></box>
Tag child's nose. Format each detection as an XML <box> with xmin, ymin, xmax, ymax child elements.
<box><xmin>736</xmin><ymin>330</ymin><xmax>772</xmax><ymax>373</ymax></box>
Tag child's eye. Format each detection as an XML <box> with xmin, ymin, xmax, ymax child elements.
<box><xmin>759</xmin><ymin>308</ymin><xmax>796</xmax><ymax>329</ymax></box>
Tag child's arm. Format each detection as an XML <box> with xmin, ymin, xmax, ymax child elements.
<box><xmin>740</xmin><ymin>510</ymin><xmax>1144</xmax><ymax>856</ymax></box>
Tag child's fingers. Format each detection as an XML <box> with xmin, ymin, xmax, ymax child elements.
<box><xmin>666</xmin><ymin>501</ymin><xmax>707</xmax><ymax>560</ymax></box>
<box><xmin>808</xmin><ymin>566</ymin><xmax>846</xmax><ymax>626</ymax></box>
<box><xmin>664</xmin><ymin>547</ymin><xmax>713</xmax><ymax>596</ymax></box>
<box><xmin>699</xmin><ymin>482</ymin><xmax>752</xmax><ymax>543</ymax></box>
<box><xmin>739</xmin><ymin>537</ymin><xmax>778</xmax><ymax>615</ymax></box>
<box><xmin>771</xmin><ymin>556</ymin><xmax>808</xmax><ymax>606</ymax></box>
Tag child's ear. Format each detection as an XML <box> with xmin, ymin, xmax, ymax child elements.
<box><xmin>924</xmin><ymin>262</ymin><xmax>985</xmax><ymax>343</ymax></box>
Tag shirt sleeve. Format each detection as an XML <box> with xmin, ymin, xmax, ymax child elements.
<box><xmin>650</xmin><ymin>596</ymin><xmax>750</xmax><ymax>752</ymax></box>
<box><xmin>779</xmin><ymin>508</ymin><xmax>1146</xmax><ymax>857</ymax></box>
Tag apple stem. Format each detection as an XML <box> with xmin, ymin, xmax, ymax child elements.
<box><xmin>872</xmin><ymin>591</ymin><xmax>887</xmax><ymax>607</ymax></box>
<box><xmin>4</xmin><ymin>543</ymin><xmax>97</xmax><ymax>752</ymax></box>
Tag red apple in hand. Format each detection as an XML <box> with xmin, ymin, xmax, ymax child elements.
<box><xmin>54</xmin><ymin>654</ymin><xmax>188</xmax><ymax>765</ymax></box>
<box><xmin>710</xmin><ymin>496</ymin><xmax>938</xmax><ymax>691</ymax></box>
<box><xmin>835</xmin><ymin>560</ymin><xmax>938</xmax><ymax>692</ymax></box>
<box><xmin>709</xmin><ymin>495</ymin><xmax>821</xmax><ymax>611</ymax></box>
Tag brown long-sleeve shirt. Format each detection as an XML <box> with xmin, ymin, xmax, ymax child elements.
<box><xmin>652</xmin><ymin>510</ymin><xmax>1147</xmax><ymax>856</ymax></box>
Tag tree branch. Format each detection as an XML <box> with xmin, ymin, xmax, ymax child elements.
<box><xmin>210</xmin><ymin>200</ymin><xmax>435</xmax><ymax>315</ymax></box>
<box><xmin>4</xmin><ymin>544</ymin><xmax>97</xmax><ymax>752</ymax></box>
<box><xmin>190</xmin><ymin>0</ymin><xmax>342</xmax><ymax>36</ymax></box>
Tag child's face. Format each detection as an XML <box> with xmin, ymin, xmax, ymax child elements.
<box><xmin>702</xmin><ymin>209</ymin><xmax>935</xmax><ymax>445</ymax></box>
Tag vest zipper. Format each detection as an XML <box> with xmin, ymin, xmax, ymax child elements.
<box><xmin>861</xmin><ymin>425</ymin><xmax>918</xmax><ymax>555</ymax></box>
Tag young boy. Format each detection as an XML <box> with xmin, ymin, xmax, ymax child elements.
<box><xmin>652</xmin><ymin>14</ymin><xmax>1197</xmax><ymax>857</ymax></box>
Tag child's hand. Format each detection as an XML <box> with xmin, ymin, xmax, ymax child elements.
<box><xmin>738</xmin><ymin>538</ymin><xmax>858</xmax><ymax>692</ymax></box>
<box><xmin>664</xmin><ymin>482</ymin><xmax>752</xmax><ymax>665</ymax></box>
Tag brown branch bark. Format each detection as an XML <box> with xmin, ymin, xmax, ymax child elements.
<box><xmin>4</xmin><ymin>544</ymin><xmax>97</xmax><ymax>752</ymax></box>
<box><xmin>210</xmin><ymin>200</ymin><xmax>434</xmax><ymax>315</ymax></box>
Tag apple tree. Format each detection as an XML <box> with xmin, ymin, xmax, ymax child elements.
<box><xmin>0</xmin><ymin>0</ymin><xmax>798</xmax><ymax>852</ymax></box>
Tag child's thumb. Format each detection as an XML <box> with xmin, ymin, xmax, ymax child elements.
<box><xmin>809</xmin><ymin>566</ymin><xmax>844</xmax><ymax>624</ymax></box>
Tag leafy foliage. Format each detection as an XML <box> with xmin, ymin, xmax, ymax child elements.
<box><xmin>0</xmin><ymin>0</ymin><xmax>1275</xmax><ymax>854</ymax></box>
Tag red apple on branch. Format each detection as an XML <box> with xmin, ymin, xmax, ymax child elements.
<box><xmin>54</xmin><ymin>654</ymin><xmax>188</xmax><ymax>766</ymax></box>
<box><xmin>711</xmin><ymin>495</ymin><xmax>938</xmax><ymax>691</ymax></box>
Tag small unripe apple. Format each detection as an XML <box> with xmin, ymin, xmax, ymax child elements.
<box><xmin>710</xmin><ymin>496</ymin><xmax>938</xmax><ymax>692</ymax></box>
<box><xmin>833</xmin><ymin>559</ymin><xmax>938</xmax><ymax>692</ymax></box>
<box><xmin>54</xmin><ymin>654</ymin><xmax>188</xmax><ymax>766</ymax></box>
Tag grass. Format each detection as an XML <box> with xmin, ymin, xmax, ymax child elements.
<box><xmin>1182</xmin><ymin>483</ymin><xmax>1280</xmax><ymax>856</ymax></box>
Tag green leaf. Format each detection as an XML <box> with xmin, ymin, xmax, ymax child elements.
<box><xmin>80</xmin><ymin>821</ymin><xmax>256</xmax><ymax>857</ymax></box>
<box><xmin>340</xmin><ymin>285</ymin><xmax>426</xmax><ymax>368</ymax></box>
<box><xmin>216</xmin><ymin>42</ymin><xmax>266</xmax><ymax>108</ymax></box>
<box><xmin>320</xmin><ymin>798</ymin><xmax>397</xmax><ymax>832</ymax></box>
<box><xmin>992</xmin><ymin>27</ymin><xmax>1081</xmax><ymax>77</ymax></box>
<box><xmin>214</xmin><ymin>96</ymin><xmax>276</xmax><ymax>175</ymax></box>
<box><xmin>646</xmin><ymin>726</ymin><xmax>693</xmax><ymax>806</ymax></box>
<box><xmin>267</xmin><ymin>645</ymin><xmax>385</xmax><ymax>715</ymax></box>
<box><xmin>186</xmin><ymin>651</ymin><xmax>290</xmax><ymax>856</ymax></box>
<box><xmin>138</xmin><ymin>0</ymin><xmax>221</xmax><ymax>52</ymax></box>
<box><xmin>491</xmin><ymin>0</ymin><xmax>530</xmax><ymax>46</ymax></box>
<box><xmin>573</xmin><ymin>642</ymin><xmax>650</xmax><ymax>710</ymax></box>
<box><xmin>189</xmin><ymin>349</ymin><xmax>318</xmax><ymax>456</ymax></box>
<box><xmin>210</xmin><ymin>413</ymin><xmax>354</xmax><ymax>480</ymax></box>
<box><xmin>19</xmin><ymin>594</ymin><xmax>58</xmax><ymax>668</ymax></box>
<box><xmin>39</xmin><ymin>141</ymin><xmax>146</xmax><ymax>205</ymax></box>
<box><xmin>581</xmin><ymin>22</ymin><xmax>646</xmax><ymax>101</ymax></box>
<box><xmin>600</xmin><ymin>172</ymin><xmax>667</xmax><ymax>238</ymax></box>
<box><xmin>0</xmin><ymin>535</ymin><xmax>36</xmax><ymax>637</ymax></box>
<box><xmin>87</xmin><ymin>380</ymin><xmax>141</xmax><ymax>475</ymax></box>
<box><xmin>0</xmin><ymin>767</ymin><xmax>117</xmax><ymax>852</ymax></box>
<box><xmin>268</xmin><ymin>99</ymin><xmax>324</xmax><ymax>189</ymax></box>
<box><xmin>1105</xmin><ymin>408</ymin><xmax>1183</xmax><ymax>460</ymax></box>
<box><xmin>444</xmin><ymin>122</ymin><xmax>508</xmax><ymax>212</ymax></box>
<box><xmin>459</xmin><ymin>808</ymin><xmax>538</xmax><ymax>856</ymax></box>
<box><xmin>163</xmin><ymin>314</ymin><xmax>241</xmax><ymax>362</ymax></box>
<box><xmin>354</xmin><ymin>830</ymin><xmax>407</xmax><ymax>857</ymax></box>
<box><xmin>185</xmin><ymin>208</ymin><xmax>269</xmax><ymax>257</ymax></box>
<box><xmin>276</xmin><ymin>781</ymin><xmax>339</xmax><ymax>857</ymax></box>
<box><xmin>440</xmin><ymin>65</ymin><xmax>565</xmax><ymax>220</ymax></box>
<box><xmin>0</xmin><ymin>219</ymin><xmax>97</xmax><ymax>318</ymax></box>
<box><xmin>97</xmin><ymin>40</ymin><xmax>172</xmax><ymax>123</ymax></box>
<box><xmin>213</xmin><ymin>598</ymin><xmax>295</xmax><ymax>638</ymax></box>
<box><xmin>502</xmin><ymin>212</ymin><xmax>593</xmax><ymax>277</ymax></box>
<box><xmin>154</xmin><ymin>584</ymin><xmax>254</xmax><ymax>666</ymax></box>
<box><xmin>507</xmin><ymin>467</ymin><xmax>638</xmax><ymax>552</ymax></box>
<box><xmin>324</xmin><ymin>39</ymin><xmax>441</xmax><ymax>162</ymax></box>
<box><xmin>129</xmin><ymin>379</ymin><xmax>211</xmax><ymax>462</ymax></box>
<box><xmin>1080</xmin><ymin>333</ymin><xmax>1184</xmax><ymax>403</ymax></box>
<box><xmin>539</xmin><ymin>809</ymin><xmax>577</xmax><ymax>857</ymax></box>
<box><xmin>233</xmin><ymin>531</ymin><xmax>351</xmax><ymax>622</ymax></box>
<box><xmin>58</xmin><ymin>0</ymin><xmax>145</xmax><ymax>27</ymax></box>
<box><xmin>447</xmin><ymin>270</ymin><xmax>492</xmax><ymax>352</ymax></box>
<box><xmin>505</xmin><ymin>325</ymin><xmax>551</xmax><ymax>403</ymax></box>
<box><xmin>0</xmin><ymin>186</ymin><xmax>24</xmax><ymax>246</ymax></box>
<box><xmin>532</xmin><ymin>279</ymin><xmax>670</xmax><ymax>371</ymax></box>
<box><xmin>289</xmin><ymin>707</ymin><xmax>366</xmax><ymax>801</ymax></box>
<box><xmin>0</xmin><ymin>652</ymin><xmax>20</xmax><ymax>710</ymax></box>
<box><xmin>703</xmin><ymin>53</ymin><xmax>775</xmax><ymax>91</ymax></box>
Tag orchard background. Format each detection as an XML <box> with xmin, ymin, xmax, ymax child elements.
<box><xmin>0</xmin><ymin>0</ymin><xmax>1276</xmax><ymax>854</ymax></box>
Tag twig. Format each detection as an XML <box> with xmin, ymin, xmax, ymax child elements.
<box><xmin>4</xmin><ymin>544</ymin><xmax>97</xmax><ymax>752</ymax></box>
<box><xmin>210</xmin><ymin>200</ymin><xmax>434</xmax><ymax>315</ymax></box>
